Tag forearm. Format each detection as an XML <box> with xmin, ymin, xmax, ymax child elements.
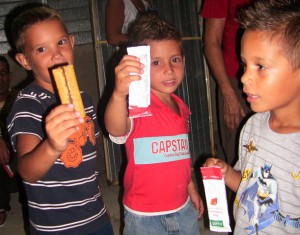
<box><xmin>105</xmin><ymin>0</ymin><xmax>127</xmax><ymax>46</ymax></box>
<box><xmin>188</xmin><ymin>178</ymin><xmax>204</xmax><ymax>218</ymax></box>
<box><xmin>0</xmin><ymin>137</ymin><xmax>10</xmax><ymax>164</ymax></box>
<box><xmin>18</xmin><ymin>138</ymin><xmax>60</xmax><ymax>182</ymax></box>
<box><xmin>224</xmin><ymin>165</ymin><xmax>242</xmax><ymax>192</ymax></box>
<box><xmin>203</xmin><ymin>18</ymin><xmax>235</xmax><ymax>95</ymax></box>
<box><xmin>188</xmin><ymin>179</ymin><xmax>197</xmax><ymax>195</ymax></box>
<box><xmin>204</xmin><ymin>43</ymin><xmax>234</xmax><ymax>95</ymax></box>
<box><xmin>106</xmin><ymin>34</ymin><xmax>128</xmax><ymax>46</ymax></box>
<box><xmin>104</xmin><ymin>92</ymin><xmax>130</xmax><ymax>136</ymax></box>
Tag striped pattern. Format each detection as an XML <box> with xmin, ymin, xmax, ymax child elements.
<box><xmin>6</xmin><ymin>83</ymin><xmax>109</xmax><ymax>234</ymax></box>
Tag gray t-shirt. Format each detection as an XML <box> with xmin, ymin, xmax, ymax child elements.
<box><xmin>233</xmin><ymin>112</ymin><xmax>300</xmax><ymax>234</ymax></box>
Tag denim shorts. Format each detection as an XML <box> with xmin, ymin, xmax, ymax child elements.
<box><xmin>123</xmin><ymin>199</ymin><xmax>200</xmax><ymax>235</ymax></box>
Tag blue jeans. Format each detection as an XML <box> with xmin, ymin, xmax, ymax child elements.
<box><xmin>123</xmin><ymin>199</ymin><xmax>200</xmax><ymax>235</ymax></box>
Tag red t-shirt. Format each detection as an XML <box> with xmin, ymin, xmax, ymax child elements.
<box><xmin>123</xmin><ymin>93</ymin><xmax>192</xmax><ymax>213</ymax></box>
<box><xmin>201</xmin><ymin>0</ymin><xmax>253</xmax><ymax>79</ymax></box>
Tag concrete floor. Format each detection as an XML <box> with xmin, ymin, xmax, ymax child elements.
<box><xmin>0</xmin><ymin>172</ymin><xmax>228</xmax><ymax>235</ymax></box>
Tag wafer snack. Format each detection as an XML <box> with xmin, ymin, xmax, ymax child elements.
<box><xmin>52</xmin><ymin>64</ymin><xmax>85</xmax><ymax>118</ymax></box>
<box><xmin>52</xmin><ymin>64</ymin><xmax>85</xmax><ymax>168</ymax></box>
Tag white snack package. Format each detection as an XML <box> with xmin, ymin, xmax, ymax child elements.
<box><xmin>127</xmin><ymin>46</ymin><xmax>151</xmax><ymax>113</ymax></box>
<box><xmin>200</xmin><ymin>166</ymin><xmax>232</xmax><ymax>233</ymax></box>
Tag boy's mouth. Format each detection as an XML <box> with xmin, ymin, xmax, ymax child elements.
<box><xmin>162</xmin><ymin>79</ymin><xmax>176</xmax><ymax>87</ymax></box>
<box><xmin>49</xmin><ymin>62</ymin><xmax>69</xmax><ymax>70</ymax></box>
<box><xmin>246</xmin><ymin>93</ymin><xmax>259</xmax><ymax>103</ymax></box>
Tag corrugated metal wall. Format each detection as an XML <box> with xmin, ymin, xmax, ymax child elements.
<box><xmin>90</xmin><ymin>0</ymin><xmax>211</xmax><ymax>183</ymax></box>
<box><xmin>0</xmin><ymin>0</ymin><xmax>92</xmax><ymax>54</ymax></box>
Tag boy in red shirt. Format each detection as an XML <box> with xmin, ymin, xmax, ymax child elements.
<box><xmin>105</xmin><ymin>14</ymin><xmax>204</xmax><ymax>234</ymax></box>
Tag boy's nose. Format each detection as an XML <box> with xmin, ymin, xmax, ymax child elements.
<box><xmin>241</xmin><ymin>69</ymin><xmax>250</xmax><ymax>85</ymax></box>
<box><xmin>163</xmin><ymin>62</ymin><xmax>173</xmax><ymax>73</ymax></box>
<box><xmin>52</xmin><ymin>48</ymin><xmax>63</xmax><ymax>60</ymax></box>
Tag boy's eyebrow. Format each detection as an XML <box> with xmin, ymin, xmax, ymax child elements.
<box><xmin>151</xmin><ymin>53</ymin><xmax>183</xmax><ymax>58</ymax></box>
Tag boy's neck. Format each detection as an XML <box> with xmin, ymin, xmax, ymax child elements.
<box><xmin>153</xmin><ymin>92</ymin><xmax>180</xmax><ymax>115</ymax></box>
<box><xmin>34</xmin><ymin>79</ymin><xmax>54</xmax><ymax>93</ymax></box>
<box><xmin>269</xmin><ymin>111</ymin><xmax>300</xmax><ymax>133</ymax></box>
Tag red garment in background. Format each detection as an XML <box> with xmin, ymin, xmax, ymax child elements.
<box><xmin>201</xmin><ymin>0</ymin><xmax>253</xmax><ymax>79</ymax></box>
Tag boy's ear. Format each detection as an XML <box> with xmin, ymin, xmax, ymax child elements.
<box><xmin>69</xmin><ymin>34</ymin><xmax>75</xmax><ymax>48</ymax></box>
<box><xmin>15</xmin><ymin>53</ymin><xmax>32</xmax><ymax>70</ymax></box>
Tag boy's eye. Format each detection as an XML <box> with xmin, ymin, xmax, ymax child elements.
<box><xmin>37</xmin><ymin>47</ymin><xmax>46</xmax><ymax>53</ymax></box>
<box><xmin>151</xmin><ymin>60</ymin><xmax>160</xmax><ymax>66</ymax></box>
<box><xmin>172</xmin><ymin>57</ymin><xmax>182</xmax><ymax>63</ymax></box>
<box><xmin>58</xmin><ymin>39</ymin><xmax>67</xmax><ymax>46</ymax></box>
<box><xmin>257</xmin><ymin>64</ymin><xmax>266</xmax><ymax>70</ymax></box>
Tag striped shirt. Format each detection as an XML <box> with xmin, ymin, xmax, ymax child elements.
<box><xmin>7</xmin><ymin>83</ymin><xmax>109</xmax><ymax>234</ymax></box>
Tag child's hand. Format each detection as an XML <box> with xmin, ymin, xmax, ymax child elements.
<box><xmin>188</xmin><ymin>180</ymin><xmax>204</xmax><ymax>219</ymax></box>
<box><xmin>203</xmin><ymin>158</ymin><xmax>229</xmax><ymax>178</ymax></box>
<box><xmin>114</xmin><ymin>55</ymin><xmax>144</xmax><ymax>97</ymax></box>
<box><xmin>45</xmin><ymin>104</ymin><xmax>83</xmax><ymax>154</ymax></box>
<box><xmin>204</xmin><ymin>158</ymin><xmax>241</xmax><ymax>192</ymax></box>
<box><xmin>190</xmin><ymin>191</ymin><xmax>204</xmax><ymax>219</ymax></box>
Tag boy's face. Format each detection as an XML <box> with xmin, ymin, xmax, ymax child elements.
<box><xmin>241</xmin><ymin>30</ymin><xmax>300</xmax><ymax>114</ymax></box>
<box><xmin>15</xmin><ymin>19</ymin><xmax>74</xmax><ymax>93</ymax></box>
<box><xmin>0</xmin><ymin>60</ymin><xmax>11</xmax><ymax>100</ymax></box>
<box><xmin>148</xmin><ymin>40</ymin><xmax>184</xmax><ymax>100</ymax></box>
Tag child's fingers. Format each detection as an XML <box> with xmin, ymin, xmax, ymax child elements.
<box><xmin>115</xmin><ymin>55</ymin><xmax>144</xmax><ymax>75</ymax></box>
<box><xmin>45</xmin><ymin>104</ymin><xmax>84</xmax><ymax>152</ymax></box>
<box><xmin>46</xmin><ymin>104</ymin><xmax>74</xmax><ymax>120</ymax></box>
<box><xmin>113</xmin><ymin>56</ymin><xmax>144</xmax><ymax>96</ymax></box>
<box><xmin>119</xmin><ymin>54</ymin><xmax>141</xmax><ymax>65</ymax></box>
<box><xmin>203</xmin><ymin>157</ymin><xmax>219</xmax><ymax>167</ymax></box>
<box><xmin>46</xmin><ymin>109</ymin><xmax>83</xmax><ymax>135</ymax></box>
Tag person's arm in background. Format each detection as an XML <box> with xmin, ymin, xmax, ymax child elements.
<box><xmin>105</xmin><ymin>0</ymin><xmax>128</xmax><ymax>46</ymax></box>
<box><xmin>203</xmin><ymin>18</ymin><xmax>245</xmax><ymax>131</ymax></box>
<box><xmin>0</xmin><ymin>137</ymin><xmax>10</xmax><ymax>165</ymax></box>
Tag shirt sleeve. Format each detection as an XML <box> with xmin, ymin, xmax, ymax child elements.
<box><xmin>109</xmin><ymin>118</ymin><xmax>133</xmax><ymax>144</ymax></box>
<box><xmin>7</xmin><ymin>96</ymin><xmax>45</xmax><ymax>152</ymax></box>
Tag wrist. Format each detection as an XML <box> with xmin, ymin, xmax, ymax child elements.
<box><xmin>220</xmin><ymin>87</ymin><xmax>236</xmax><ymax>97</ymax></box>
<box><xmin>224</xmin><ymin>164</ymin><xmax>231</xmax><ymax>179</ymax></box>
<box><xmin>112</xmin><ymin>90</ymin><xmax>127</xmax><ymax>101</ymax></box>
<box><xmin>45</xmin><ymin>139</ymin><xmax>62</xmax><ymax>159</ymax></box>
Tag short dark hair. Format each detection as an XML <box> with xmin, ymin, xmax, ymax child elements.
<box><xmin>237</xmin><ymin>0</ymin><xmax>300</xmax><ymax>71</ymax></box>
<box><xmin>0</xmin><ymin>55</ymin><xmax>10</xmax><ymax>71</ymax></box>
<box><xmin>11</xmin><ymin>4</ymin><xmax>68</xmax><ymax>53</ymax></box>
<box><xmin>128</xmin><ymin>13</ymin><xmax>182</xmax><ymax>46</ymax></box>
